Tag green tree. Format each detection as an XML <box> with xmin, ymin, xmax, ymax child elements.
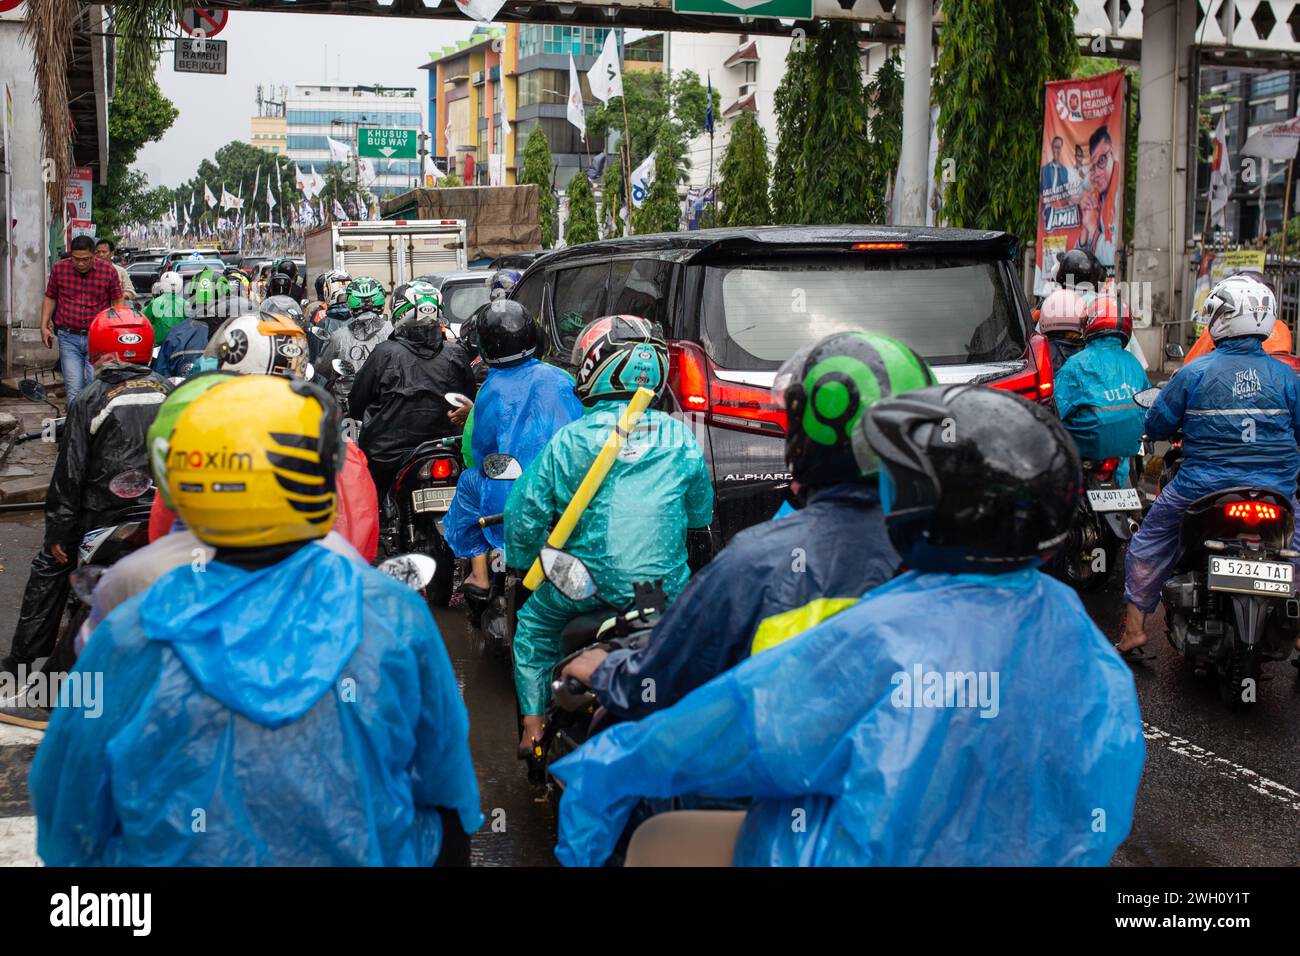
<box><xmin>770</xmin><ymin>39</ymin><xmax>813</xmax><ymax>223</ymax></box>
<box><xmin>717</xmin><ymin>111</ymin><xmax>771</xmax><ymax>227</ymax></box>
<box><xmin>93</xmin><ymin>77</ymin><xmax>178</xmax><ymax>238</ymax></box>
<box><xmin>439</xmin><ymin>173</ymin><xmax>465</xmax><ymax>187</ymax></box>
<box><xmin>866</xmin><ymin>49</ymin><xmax>904</xmax><ymax>219</ymax></box>
<box><xmin>800</xmin><ymin>23</ymin><xmax>878</xmax><ymax>224</ymax></box>
<box><xmin>521</xmin><ymin>127</ymin><xmax>558</xmax><ymax>248</ymax></box>
<box><xmin>587</xmin><ymin>69</ymin><xmax>718</xmax><ymax>170</ymax></box>
<box><xmin>935</xmin><ymin>0</ymin><xmax>1079</xmax><ymax>245</ymax></box>
<box><xmin>565</xmin><ymin>171</ymin><xmax>599</xmax><ymax>246</ymax></box>
<box><xmin>175</xmin><ymin>141</ymin><xmax>304</xmax><ymax>230</ymax></box>
<box><xmin>633</xmin><ymin>125</ymin><xmax>684</xmax><ymax>235</ymax></box>
<box><xmin>600</xmin><ymin>157</ymin><xmax>623</xmax><ymax>238</ymax></box>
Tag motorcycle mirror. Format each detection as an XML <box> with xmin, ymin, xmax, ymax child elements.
<box><xmin>332</xmin><ymin>359</ymin><xmax>356</xmax><ymax>377</ymax></box>
<box><xmin>482</xmin><ymin>454</ymin><xmax>522</xmax><ymax>481</ymax></box>
<box><xmin>1164</xmin><ymin>342</ymin><xmax>1187</xmax><ymax>361</ymax></box>
<box><xmin>1133</xmin><ymin>386</ymin><xmax>1162</xmax><ymax>409</ymax></box>
<box><xmin>108</xmin><ymin>469</ymin><xmax>153</xmax><ymax>499</ymax></box>
<box><xmin>303</xmin><ymin>362</ymin><xmax>316</xmax><ymax>381</ymax></box>
<box><xmin>18</xmin><ymin>379</ymin><xmax>48</xmax><ymax>402</ymax></box>
<box><xmin>377</xmin><ymin>553</ymin><xmax>437</xmax><ymax>590</ymax></box>
<box><xmin>70</xmin><ymin>565</ymin><xmax>105</xmax><ymax>607</ymax></box>
<box><xmin>310</xmin><ymin>325</ymin><xmax>331</xmax><ymax>341</ymax></box>
<box><xmin>540</xmin><ymin>547</ymin><xmax>597</xmax><ymax>602</ymax></box>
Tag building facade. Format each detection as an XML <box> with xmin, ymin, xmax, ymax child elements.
<box><xmin>284</xmin><ymin>83</ymin><xmax>423</xmax><ymax>197</ymax></box>
<box><xmin>250</xmin><ymin>115</ymin><xmax>287</xmax><ymax>156</ymax></box>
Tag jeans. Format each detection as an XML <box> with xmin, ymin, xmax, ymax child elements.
<box><xmin>56</xmin><ymin>329</ymin><xmax>92</xmax><ymax>404</ymax></box>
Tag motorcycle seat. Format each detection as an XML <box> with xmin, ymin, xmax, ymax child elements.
<box><xmin>561</xmin><ymin>610</ymin><xmax>617</xmax><ymax>655</ymax></box>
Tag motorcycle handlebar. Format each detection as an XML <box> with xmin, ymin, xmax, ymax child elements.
<box><xmin>478</xmin><ymin>513</ymin><xmax>504</xmax><ymax>528</ymax></box>
<box><xmin>551</xmin><ymin>677</ymin><xmax>594</xmax><ymax>712</ymax></box>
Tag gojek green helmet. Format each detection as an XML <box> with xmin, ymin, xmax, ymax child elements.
<box><xmin>346</xmin><ymin>276</ymin><xmax>386</xmax><ymax>315</ymax></box>
<box><xmin>774</xmin><ymin>331</ymin><xmax>935</xmax><ymax>488</ymax></box>
<box><xmin>187</xmin><ymin>268</ymin><xmax>217</xmax><ymax>311</ymax></box>
<box><xmin>146</xmin><ymin>371</ymin><xmax>238</xmax><ymax>509</ymax></box>
<box><xmin>391</xmin><ymin>280</ymin><xmax>443</xmax><ymax>329</ymax></box>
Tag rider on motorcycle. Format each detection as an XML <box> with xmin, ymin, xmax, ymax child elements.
<box><xmin>1037</xmin><ymin>287</ymin><xmax>1088</xmax><ymax>375</ymax></box>
<box><xmin>30</xmin><ymin>374</ymin><xmax>482</xmax><ymax>865</ymax></box>
<box><xmin>549</xmin><ymin>384</ymin><xmax>1145</xmax><ymax>866</ymax></box>
<box><xmin>443</xmin><ymin>300</ymin><xmax>583</xmax><ymax>596</ymax></box>
<box><xmin>265</xmin><ymin>257</ymin><xmax>305</xmax><ymax>302</ymax></box>
<box><xmin>506</xmin><ymin>316</ymin><xmax>714</xmax><ymax>757</ymax></box>
<box><xmin>1119</xmin><ymin>273</ymin><xmax>1300</xmax><ymax>656</ymax></box>
<box><xmin>153</xmin><ymin>269</ymin><xmax>250</xmax><ymax>378</ymax></box>
<box><xmin>0</xmin><ymin>307</ymin><xmax>169</xmax><ymax>696</ymax></box>
<box><xmin>1054</xmin><ymin>296</ymin><xmax>1151</xmax><ymax>487</ymax></box>
<box><xmin>348</xmin><ymin>280</ymin><xmax>474</xmax><ymax>497</ymax></box>
<box><xmin>256</xmin><ymin>294</ymin><xmax>306</xmax><ymax>334</ymax></box>
<box><xmin>560</xmin><ymin>332</ymin><xmax>935</xmax><ymax>720</ymax></box>
<box><xmin>141</xmin><ymin>270</ymin><xmax>187</xmax><ymax>341</ymax></box>
<box><xmin>317</xmin><ymin>277</ymin><xmax>393</xmax><ymax>409</ymax></box>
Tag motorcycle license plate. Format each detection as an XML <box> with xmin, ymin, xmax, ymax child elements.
<box><xmin>1207</xmin><ymin>556</ymin><xmax>1294</xmax><ymax>595</ymax></box>
<box><xmin>1086</xmin><ymin>488</ymin><xmax>1142</xmax><ymax>512</ymax></box>
<box><xmin>412</xmin><ymin>487</ymin><xmax>455</xmax><ymax>513</ymax></box>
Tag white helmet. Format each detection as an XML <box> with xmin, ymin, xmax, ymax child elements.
<box><xmin>159</xmin><ymin>271</ymin><xmax>183</xmax><ymax>296</ymax></box>
<box><xmin>213</xmin><ymin>313</ymin><xmax>309</xmax><ymax>378</ymax></box>
<box><xmin>1202</xmin><ymin>273</ymin><xmax>1277</xmax><ymax>343</ymax></box>
<box><xmin>1038</xmin><ymin>288</ymin><xmax>1087</xmax><ymax>335</ymax></box>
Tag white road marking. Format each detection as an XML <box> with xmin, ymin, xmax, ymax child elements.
<box><xmin>1143</xmin><ymin>722</ymin><xmax>1300</xmax><ymax>812</ymax></box>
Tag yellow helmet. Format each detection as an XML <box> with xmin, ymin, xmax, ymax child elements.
<box><xmin>164</xmin><ymin>375</ymin><xmax>343</xmax><ymax>548</ymax></box>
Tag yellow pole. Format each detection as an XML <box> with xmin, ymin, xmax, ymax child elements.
<box><xmin>522</xmin><ymin>386</ymin><xmax>655</xmax><ymax>591</ymax></box>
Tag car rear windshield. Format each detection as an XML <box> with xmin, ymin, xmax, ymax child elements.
<box><xmin>443</xmin><ymin>281</ymin><xmax>490</xmax><ymax>324</ymax></box>
<box><xmin>700</xmin><ymin>254</ymin><xmax>1026</xmax><ymax>369</ymax></box>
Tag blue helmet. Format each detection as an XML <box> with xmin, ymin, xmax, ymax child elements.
<box><xmin>489</xmin><ymin>269</ymin><xmax>522</xmax><ymax>302</ymax></box>
<box><xmin>571</xmin><ymin>315</ymin><xmax>667</xmax><ymax>406</ymax></box>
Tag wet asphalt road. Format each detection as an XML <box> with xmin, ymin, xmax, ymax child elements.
<box><xmin>0</xmin><ymin>508</ymin><xmax>1297</xmax><ymax>866</ymax></box>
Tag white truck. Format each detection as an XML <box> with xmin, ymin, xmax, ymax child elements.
<box><xmin>303</xmin><ymin>219</ymin><xmax>468</xmax><ymax>298</ymax></box>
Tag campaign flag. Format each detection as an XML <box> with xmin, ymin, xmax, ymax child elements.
<box><xmin>567</xmin><ymin>54</ymin><xmax>586</xmax><ymax>144</ymax></box>
<box><xmin>204</xmin><ymin>182</ymin><xmax>218</xmax><ymax>208</ymax></box>
<box><xmin>587</xmin><ymin>31</ymin><xmax>623</xmax><ymax>105</ymax></box>
<box><xmin>629</xmin><ymin>150</ymin><xmax>655</xmax><ymax>209</ymax></box>
<box><xmin>326</xmin><ymin>136</ymin><xmax>352</xmax><ymax>165</ymax></box>
<box><xmin>1209</xmin><ymin>113</ymin><xmax>1233</xmax><ymax>231</ymax></box>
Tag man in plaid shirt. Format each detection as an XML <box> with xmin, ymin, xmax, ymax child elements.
<box><xmin>40</xmin><ymin>234</ymin><xmax>126</xmax><ymax>402</ymax></box>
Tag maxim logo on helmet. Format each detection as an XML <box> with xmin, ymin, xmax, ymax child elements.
<box><xmin>170</xmin><ymin>446</ymin><xmax>254</xmax><ymax>471</ymax></box>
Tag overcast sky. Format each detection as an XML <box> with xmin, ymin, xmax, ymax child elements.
<box><xmin>135</xmin><ymin>11</ymin><xmax>477</xmax><ymax>187</ymax></box>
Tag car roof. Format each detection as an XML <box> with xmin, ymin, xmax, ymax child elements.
<box><xmin>527</xmin><ymin>225</ymin><xmax>1017</xmax><ymax>271</ymax></box>
<box><xmin>418</xmin><ymin>270</ymin><xmax>486</xmax><ymax>287</ymax></box>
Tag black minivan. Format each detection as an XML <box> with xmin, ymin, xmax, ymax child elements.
<box><xmin>510</xmin><ymin>225</ymin><xmax>1052</xmax><ymax>555</ymax></box>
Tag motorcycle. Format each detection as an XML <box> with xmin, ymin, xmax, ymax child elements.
<box><xmin>462</xmin><ymin>453</ymin><xmax>525</xmax><ymax>658</ymax></box>
<box><xmin>1134</xmin><ymin>386</ymin><xmax>1300</xmax><ymax>706</ymax></box>
<box><xmin>526</xmin><ymin>547</ymin><xmax>666</xmax><ymax>795</ymax></box>
<box><xmin>14</xmin><ymin>379</ymin><xmax>64</xmax><ymax>445</ymax></box>
<box><xmin>1054</xmin><ymin>453</ymin><xmax>1143</xmax><ymax>591</ymax></box>
<box><xmin>382</xmin><ymin>435</ymin><xmax>463</xmax><ymax>608</ymax></box>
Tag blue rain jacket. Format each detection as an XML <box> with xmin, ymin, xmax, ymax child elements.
<box><xmin>445</xmin><ymin>359</ymin><xmax>582</xmax><ymax>555</ymax></box>
<box><xmin>31</xmin><ymin>543</ymin><xmax>482</xmax><ymax>866</ymax></box>
<box><xmin>591</xmin><ymin>483</ymin><xmax>899</xmax><ymax>721</ymax></box>
<box><xmin>1146</xmin><ymin>336</ymin><xmax>1300</xmax><ymax>500</ymax></box>
<box><xmin>1055</xmin><ymin>336</ymin><xmax>1151</xmax><ymax>485</ymax></box>
<box><xmin>552</xmin><ymin>567</ymin><xmax>1145</xmax><ymax>867</ymax></box>
<box><xmin>153</xmin><ymin>319</ymin><xmax>210</xmax><ymax>378</ymax></box>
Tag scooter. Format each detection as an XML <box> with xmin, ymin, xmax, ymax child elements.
<box><xmin>462</xmin><ymin>454</ymin><xmax>525</xmax><ymax>657</ymax></box>
<box><xmin>383</xmin><ymin>435</ymin><xmax>463</xmax><ymax>607</ymax></box>
<box><xmin>1134</xmin><ymin>386</ymin><xmax>1300</xmax><ymax>706</ymax></box>
<box><xmin>1053</xmin><ymin>454</ymin><xmax>1143</xmax><ymax>591</ymax></box>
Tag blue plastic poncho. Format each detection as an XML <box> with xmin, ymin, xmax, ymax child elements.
<box><xmin>153</xmin><ymin>319</ymin><xmax>210</xmax><ymax>378</ymax></box>
<box><xmin>1054</xmin><ymin>336</ymin><xmax>1151</xmax><ymax>485</ymax></box>
<box><xmin>444</xmin><ymin>359</ymin><xmax>583</xmax><ymax>555</ymax></box>
<box><xmin>1145</xmin><ymin>336</ymin><xmax>1300</xmax><ymax>500</ymax></box>
<box><xmin>506</xmin><ymin>401</ymin><xmax>714</xmax><ymax>716</ymax></box>
<box><xmin>552</xmin><ymin>567</ymin><xmax>1145</xmax><ymax>866</ymax></box>
<box><xmin>31</xmin><ymin>543</ymin><xmax>482</xmax><ymax>866</ymax></box>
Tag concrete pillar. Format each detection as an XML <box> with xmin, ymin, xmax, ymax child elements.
<box><xmin>1130</xmin><ymin>0</ymin><xmax>1195</xmax><ymax>369</ymax></box>
<box><xmin>898</xmin><ymin>0</ymin><xmax>932</xmax><ymax>225</ymax></box>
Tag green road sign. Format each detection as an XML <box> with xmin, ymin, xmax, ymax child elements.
<box><xmin>357</xmin><ymin>127</ymin><xmax>418</xmax><ymax>160</ymax></box>
<box><xmin>671</xmin><ymin>0</ymin><xmax>811</xmax><ymax>19</ymax></box>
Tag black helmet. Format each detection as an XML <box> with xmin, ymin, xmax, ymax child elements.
<box><xmin>1054</xmin><ymin>248</ymin><xmax>1104</xmax><ymax>292</ymax></box>
<box><xmin>259</xmin><ymin>294</ymin><xmax>307</xmax><ymax>332</ymax></box>
<box><xmin>273</xmin><ymin>258</ymin><xmax>298</xmax><ymax>281</ymax></box>
<box><xmin>859</xmin><ymin>384</ymin><xmax>1080</xmax><ymax>574</ymax></box>
<box><xmin>571</xmin><ymin>315</ymin><xmax>668</xmax><ymax>406</ymax></box>
<box><xmin>479</xmin><ymin>299</ymin><xmax>541</xmax><ymax>367</ymax></box>
<box><xmin>774</xmin><ymin>332</ymin><xmax>935</xmax><ymax>488</ymax></box>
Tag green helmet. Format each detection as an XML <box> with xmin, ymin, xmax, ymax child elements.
<box><xmin>391</xmin><ymin>280</ymin><xmax>443</xmax><ymax>328</ymax></box>
<box><xmin>146</xmin><ymin>372</ymin><xmax>238</xmax><ymax>509</ymax></box>
<box><xmin>346</xmin><ymin>276</ymin><xmax>385</xmax><ymax>315</ymax></box>
<box><xmin>774</xmin><ymin>331</ymin><xmax>935</xmax><ymax>487</ymax></box>
<box><xmin>187</xmin><ymin>268</ymin><xmax>217</xmax><ymax>308</ymax></box>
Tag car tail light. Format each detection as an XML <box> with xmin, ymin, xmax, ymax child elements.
<box><xmin>852</xmin><ymin>242</ymin><xmax>908</xmax><ymax>251</ymax></box>
<box><xmin>1225</xmin><ymin>501</ymin><xmax>1281</xmax><ymax>525</ymax></box>
<box><xmin>986</xmin><ymin>333</ymin><xmax>1054</xmax><ymax>404</ymax></box>
<box><xmin>1094</xmin><ymin>457</ymin><xmax>1120</xmax><ymax>481</ymax></box>
<box><xmin>668</xmin><ymin>341</ymin><xmax>787</xmax><ymax>436</ymax></box>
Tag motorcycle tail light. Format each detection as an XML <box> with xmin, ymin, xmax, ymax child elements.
<box><xmin>418</xmin><ymin>457</ymin><xmax>456</xmax><ymax>481</ymax></box>
<box><xmin>1224</xmin><ymin>501</ymin><xmax>1281</xmax><ymax>525</ymax></box>
<box><xmin>1095</xmin><ymin>457</ymin><xmax>1120</xmax><ymax>482</ymax></box>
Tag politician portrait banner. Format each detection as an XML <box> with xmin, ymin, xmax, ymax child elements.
<box><xmin>1034</xmin><ymin>69</ymin><xmax>1128</xmax><ymax>295</ymax></box>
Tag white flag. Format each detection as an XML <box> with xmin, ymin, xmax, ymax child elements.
<box><xmin>221</xmin><ymin>184</ymin><xmax>242</xmax><ymax>210</ymax></box>
<box><xmin>251</xmin><ymin>168</ymin><xmax>260</xmax><ymax>219</ymax></box>
<box><xmin>567</xmin><ymin>54</ymin><xmax>586</xmax><ymax>144</ymax></box>
<box><xmin>1241</xmin><ymin>114</ymin><xmax>1300</xmax><ymax>162</ymax></box>
<box><xmin>358</xmin><ymin>155</ymin><xmax>377</xmax><ymax>187</ymax></box>
<box><xmin>204</xmin><ymin>182</ymin><xmax>218</xmax><ymax>208</ymax></box>
<box><xmin>1209</xmin><ymin>114</ymin><xmax>1233</xmax><ymax>231</ymax></box>
<box><xmin>423</xmin><ymin>150</ymin><xmax>445</xmax><ymax>185</ymax></box>
<box><xmin>445</xmin><ymin>111</ymin><xmax>454</xmax><ymax>155</ymax></box>
<box><xmin>629</xmin><ymin>150</ymin><xmax>656</xmax><ymax>209</ymax></box>
<box><xmin>266</xmin><ymin>179</ymin><xmax>277</xmax><ymax>212</ymax></box>
<box><xmin>295</xmin><ymin>165</ymin><xmax>308</xmax><ymax>194</ymax></box>
<box><xmin>333</xmin><ymin>198</ymin><xmax>348</xmax><ymax>220</ymax></box>
<box><xmin>587</xmin><ymin>31</ymin><xmax>623</xmax><ymax>105</ymax></box>
<box><xmin>306</xmin><ymin>167</ymin><xmax>326</xmax><ymax>200</ymax></box>
<box><xmin>326</xmin><ymin>136</ymin><xmax>352</xmax><ymax>165</ymax></box>
<box><xmin>453</xmin><ymin>0</ymin><xmax>505</xmax><ymax>22</ymax></box>
<box><xmin>499</xmin><ymin>81</ymin><xmax>511</xmax><ymax>140</ymax></box>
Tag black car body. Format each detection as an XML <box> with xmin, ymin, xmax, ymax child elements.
<box><xmin>510</xmin><ymin>225</ymin><xmax>1051</xmax><ymax>553</ymax></box>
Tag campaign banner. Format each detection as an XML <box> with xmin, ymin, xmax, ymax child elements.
<box><xmin>65</xmin><ymin>165</ymin><xmax>93</xmax><ymax>222</ymax></box>
<box><xmin>1189</xmin><ymin>249</ymin><xmax>1266</xmax><ymax>334</ymax></box>
<box><xmin>1034</xmin><ymin>69</ymin><xmax>1127</xmax><ymax>295</ymax></box>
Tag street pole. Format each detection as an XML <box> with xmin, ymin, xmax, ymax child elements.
<box><xmin>898</xmin><ymin>0</ymin><xmax>932</xmax><ymax>225</ymax></box>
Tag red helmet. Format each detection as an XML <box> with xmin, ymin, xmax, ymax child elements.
<box><xmin>1083</xmin><ymin>296</ymin><xmax>1132</xmax><ymax>346</ymax></box>
<box><xmin>89</xmin><ymin>306</ymin><xmax>154</xmax><ymax>364</ymax></box>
